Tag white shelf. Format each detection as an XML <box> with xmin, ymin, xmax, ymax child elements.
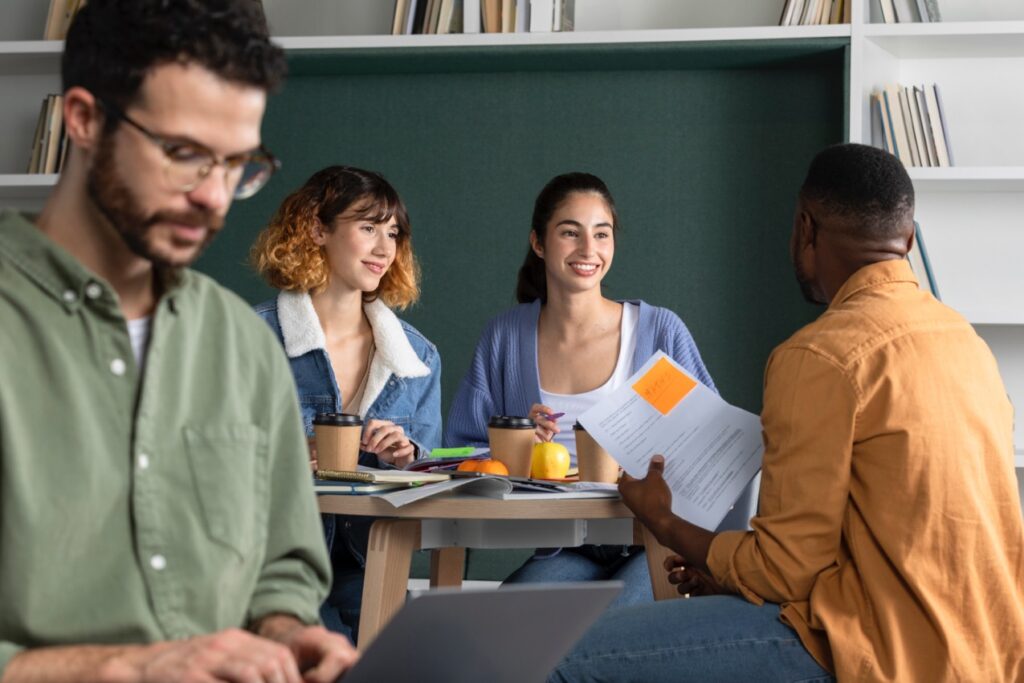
<box><xmin>909</xmin><ymin>167</ymin><xmax>1024</xmax><ymax>192</ymax></box>
<box><xmin>0</xmin><ymin>173</ymin><xmax>57</xmax><ymax>199</ymax></box>
<box><xmin>0</xmin><ymin>40</ymin><xmax>62</xmax><ymax>74</ymax></box>
<box><xmin>958</xmin><ymin>312</ymin><xmax>1024</xmax><ymax>326</ymax></box>
<box><xmin>275</xmin><ymin>24</ymin><xmax>851</xmax><ymax>52</ymax></box>
<box><xmin>862</xmin><ymin>21</ymin><xmax>1024</xmax><ymax>58</ymax></box>
<box><xmin>1016</xmin><ymin>448</ymin><xmax>1024</xmax><ymax>469</ymax></box>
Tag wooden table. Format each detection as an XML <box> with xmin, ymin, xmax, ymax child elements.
<box><xmin>317</xmin><ymin>493</ymin><xmax>678</xmax><ymax>647</ymax></box>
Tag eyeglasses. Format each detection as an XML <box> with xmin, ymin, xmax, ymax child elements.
<box><xmin>100</xmin><ymin>101</ymin><xmax>280</xmax><ymax>200</ymax></box>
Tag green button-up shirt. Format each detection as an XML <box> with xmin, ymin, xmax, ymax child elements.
<box><xmin>0</xmin><ymin>211</ymin><xmax>330</xmax><ymax>674</ymax></box>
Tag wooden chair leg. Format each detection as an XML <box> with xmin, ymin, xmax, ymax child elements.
<box><xmin>636</xmin><ymin>520</ymin><xmax>680</xmax><ymax>601</ymax></box>
<box><xmin>429</xmin><ymin>547</ymin><xmax>465</xmax><ymax>588</ymax></box>
<box><xmin>358</xmin><ymin>519</ymin><xmax>420</xmax><ymax>648</ymax></box>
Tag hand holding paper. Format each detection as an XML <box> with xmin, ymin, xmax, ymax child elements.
<box><xmin>579</xmin><ymin>351</ymin><xmax>763</xmax><ymax>530</ymax></box>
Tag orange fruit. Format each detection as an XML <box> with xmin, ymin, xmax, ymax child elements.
<box><xmin>475</xmin><ymin>459</ymin><xmax>509</xmax><ymax>476</ymax></box>
<box><xmin>456</xmin><ymin>459</ymin><xmax>480</xmax><ymax>472</ymax></box>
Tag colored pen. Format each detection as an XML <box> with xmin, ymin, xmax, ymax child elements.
<box><xmin>541</xmin><ymin>412</ymin><xmax>565</xmax><ymax>420</ymax></box>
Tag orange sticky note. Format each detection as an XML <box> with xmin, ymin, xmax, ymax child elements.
<box><xmin>632</xmin><ymin>357</ymin><xmax>697</xmax><ymax>415</ymax></box>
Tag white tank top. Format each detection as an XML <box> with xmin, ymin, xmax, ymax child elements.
<box><xmin>538</xmin><ymin>303</ymin><xmax>639</xmax><ymax>464</ymax></box>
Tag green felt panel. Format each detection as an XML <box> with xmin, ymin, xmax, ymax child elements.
<box><xmin>198</xmin><ymin>41</ymin><xmax>846</xmax><ymax>418</ymax></box>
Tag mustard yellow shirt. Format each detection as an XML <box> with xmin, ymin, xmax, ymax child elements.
<box><xmin>708</xmin><ymin>259</ymin><xmax>1024</xmax><ymax>682</ymax></box>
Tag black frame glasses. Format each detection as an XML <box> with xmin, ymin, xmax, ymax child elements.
<box><xmin>100</xmin><ymin>100</ymin><xmax>280</xmax><ymax>200</ymax></box>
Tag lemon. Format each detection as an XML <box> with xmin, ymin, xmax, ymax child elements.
<box><xmin>530</xmin><ymin>442</ymin><xmax>571</xmax><ymax>479</ymax></box>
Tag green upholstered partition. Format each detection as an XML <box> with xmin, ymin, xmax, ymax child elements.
<box><xmin>196</xmin><ymin>39</ymin><xmax>847</xmax><ymax>578</ymax></box>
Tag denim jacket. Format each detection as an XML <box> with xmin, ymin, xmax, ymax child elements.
<box><xmin>255</xmin><ymin>291</ymin><xmax>442</xmax><ymax>564</ymax></box>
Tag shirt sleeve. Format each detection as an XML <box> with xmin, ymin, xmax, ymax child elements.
<box><xmin>246</xmin><ymin>352</ymin><xmax>331</xmax><ymax>626</ymax></box>
<box><xmin>663</xmin><ymin>308</ymin><xmax>717</xmax><ymax>393</ymax></box>
<box><xmin>707</xmin><ymin>346</ymin><xmax>857</xmax><ymax>605</ymax></box>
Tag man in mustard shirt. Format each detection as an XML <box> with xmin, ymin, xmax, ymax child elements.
<box><xmin>551</xmin><ymin>144</ymin><xmax>1024</xmax><ymax>682</ymax></box>
<box><xmin>0</xmin><ymin>1</ymin><xmax>358</xmax><ymax>681</ymax></box>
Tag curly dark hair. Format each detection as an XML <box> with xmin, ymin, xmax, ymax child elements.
<box><xmin>62</xmin><ymin>0</ymin><xmax>287</xmax><ymax>112</ymax></box>
<box><xmin>800</xmin><ymin>143</ymin><xmax>914</xmax><ymax>239</ymax></box>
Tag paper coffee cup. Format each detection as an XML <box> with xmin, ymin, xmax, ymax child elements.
<box><xmin>487</xmin><ymin>415</ymin><xmax>535</xmax><ymax>477</ymax></box>
<box><xmin>313</xmin><ymin>413</ymin><xmax>363</xmax><ymax>473</ymax></box>
<box><xmin>573</xmin><ymin>422</ymin><xmax>619</xmax><ymax>483</ymax></box>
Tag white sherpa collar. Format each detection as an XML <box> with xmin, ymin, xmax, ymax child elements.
<box><xmin>276</xmin><ymin>292</ymin><xmax>430</xmax><ymax>412</ymax></box>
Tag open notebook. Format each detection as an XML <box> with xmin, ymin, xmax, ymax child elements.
<box><xmin>340</xmin><ymin>582</ymin><xmax>621</xmax><ymax>683</ymax></box>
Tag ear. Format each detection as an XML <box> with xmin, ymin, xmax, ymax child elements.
<box><xmin>62</xmin><ymin>87</ymin><xmax>105</xmax><ymax>154</ymax></box>
<box><xmin>309</xmin><ymin>219</ymin><xmax>328</xmax><ymax>246</ymax></box>
<box><xmin>529</xmin><ymin>230</ymin><xmax>544</xmax><ymax>259</ymax></box>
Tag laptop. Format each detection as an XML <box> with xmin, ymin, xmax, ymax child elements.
<box><xmin>340</xmin><ymin>582</ymin><xmax>622</xmax><ymax>683</ymax></box>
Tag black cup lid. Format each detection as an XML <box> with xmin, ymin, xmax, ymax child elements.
<box><xmin>313</xmin><ymin>412</ymin><xmax>363</xmax><ymax>427</ymax></box>
<box><xmin>572</xmin><ymin>421</ymin><xmax>587</xmax><ymax>431</ymax></box>
<box><xmin>487</xmin><ymin>415</ymin><xmax>534</xmax><ymax>429</ymax></box>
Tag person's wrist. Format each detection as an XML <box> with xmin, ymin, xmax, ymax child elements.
<box><xmin>95</xmin><ymin>642</ymin><xmax>170</xmax><ymax>683</ymax></box>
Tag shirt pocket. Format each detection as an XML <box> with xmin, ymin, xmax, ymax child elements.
<box><xmin>184</xmin><ymin>423</ymin><xmax>268</xmax><ymax>558</ymax></box>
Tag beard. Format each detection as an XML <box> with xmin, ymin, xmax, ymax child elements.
<box><xmin>791</xmin><ymin>238</ymin><xmax>826</xmax><ymax>307</ymax></box>
<box><xmin>86</xmin><ymin>133</ymin><xmax>225</xmax><ymax>271</ymax></box>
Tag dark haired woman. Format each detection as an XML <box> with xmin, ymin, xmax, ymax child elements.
<box><xmin>445</xmin><ymin>172</ymin><xmax>729</xmax><ymax>604</ymax></box>
<box><xmin>251</xmin><ymin>165</ymin><xmax>441</xmax><ymax>642</ymax></box>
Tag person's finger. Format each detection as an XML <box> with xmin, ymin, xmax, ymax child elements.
<box><xmin>301</xmin><ymin>645</ymin><xmax>360</xmax><ymax>683</ymax></box>
<box><xmin>646</xmin><ymin>455</ymin><xmax>666</xmax><ymax>478</ymax></box>
<box><xmin>374</xmin><ymin>432</ymin><xmax>407</xmax><ymax>453</ymax></box>
<box><xmin>360</xmin><ymin>420</ymin><xmax>394</xmax><ymax>448</ymax></box>
<box><xmin>365</xmin><ymin>425</ymin><xmax>402</xmax><ymax>453</ymax></box>
<box><xmin>663</xmin><ymin>554</ymin><xmax>687</xmax><ymax>572</ymax></box>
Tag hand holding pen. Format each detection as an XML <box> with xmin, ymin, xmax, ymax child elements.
<box><xmin>528</xmin><ymin>403</ymin><xmax>564</xmax><ymax>443</ymax></box>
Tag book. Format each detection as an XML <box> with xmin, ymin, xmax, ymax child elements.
<box><xmin>897</xmin><ymin>87</ymin><xmax>921</xmax><ymax>166</ymax></box>
<box><xmin>42</xmin><ymin>94</ymin><xmax>65</xmax><ymax>174</ymax></box>
<box><xmin>392</xmin><ymin>0</ymin><xmax>410</xmax><ymax>34</ymax></box>
<box><xmin>436</xmin><ymin>0</ymin><xmax>456</xmax><ymax>34</ymax></box>
<box><xmin>482</xmin><ymin>0</ymin><xmax>500</xmax><ymax>32</ymax></box>
<box><xmin>923</xmin><ymin>0</ymin><xmax>942</xmax><ymax>21</ymax></box>
<box><xmin>877</xmin><ymin>0</ymin><xmax>896</xmax><ymax>24</ymax></box>
<box><xmin>914</xmin><ymin>85</ymin><xmax>938</xmax><ymax>167</ymax></box>
<box><xmin>892</xmin><ymin>0</ymin><xmax>920</xmax><ymax>22</ymax></box>
<box><xmin>378</xmin><ymin>475</ymin><xmax>619</xmax><ymax>508</ymax></box>
<box><xmin>516</xmin><ymin>0</ymin><xmax>529</xmax><ymax>32</ymax></box>
<box><xmin>843</xmin><ymin>0</ymin><xmax>851</xmax><ymax>22</ymax></box>
<box><xmin>317</xmin><ymin>468</ymin><xmax>452</xmax><ymax>484</ymax></box>
<box><xmin>907</xmin><ymin>221</ymin><xmax>940</xmax><ymax>298</ymax></box>
<box><xmin>463</xmin><ymin>0</ymin><xmax>480</xmax><ymax>33</ymax></box>
<box><xmin>26</xmin><ymin>97</ymin><xmax>48</xmax><ymax>174</ymax></box>
<box><xmin>501</xmin><ymin>0</ymin><xmax>514</xmax><ymax>32</ymax></box>
<box><xmin>799</xmin><ymin>0</ymin><xmax>818</xmax><ymax>25</ymax></box>
<box><xmin>883</xmin><ymin>85</ymin><xmax>913</xmax><ymax>165</ymax></box>
<box><xmin>412</xmin><ymin>0</ymin><xmax>429</xmax><ymax>33</ymax></box>
<box><xmin>932</xmin><ymin>83</ymin><xmax>954</xmax><ymax>166</ymax></box>
<box><xmin>530</xmin><ymin>0</ymin><xmax>553</xmax><ymax>31</ymax></box>
<box><xmin>819</xmin><ymin>0</ymin><xmax>833</xmax><ymax>25</ymax></box>
<box><xmin>314</xmin><ymin>479</ymin><xmax>411</xmax><ymax>495</ymax></box>
<box><xmin>829</xmin><ymin>0</ymin><xmax>844</xmax><ymax>25</ymax></box>
<box><xmin>905</xmin><ymin>85</ymin><xmax>930</xmax><ymax>166</ymax></box>
<box><xmin>914</xmin><ymin>0</ymin><xmax>930</xmax><ymax>22</ymax></box>
<box><xmin>923</xmin><ymin>83</ymin><xmax>951</xmax><ymax>167</ymax></box>
<box><xmin>43</xmin><ymin>0</ymin><xmax>82</xmax><ymax>40</ymax></box>
<box><xmin>778</xmin><ymin>0</ymin><xmax>797</xmax><ymax>26</ymax></box>
<box><xmin>872</xmin><ymin>92</ymin><xmax>894</xmax><ymax>155</ymax></box>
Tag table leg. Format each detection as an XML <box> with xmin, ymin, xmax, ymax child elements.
<box><xmin>358</xmin><ymin>519</ymin><xmax>420</xmax><ymax>648</ymax></box>
<box><xmin>429</xmin><ymin>547</ymin><xmax>465</xmax><ymax>588</ymax></box>
<box><xmin>636</xmin><ymin>520</ymin><xmax>679</xmax><ymax>601</ymax></box>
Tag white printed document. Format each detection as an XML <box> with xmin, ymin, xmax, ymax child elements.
<box><xmin>579</xmin><ymin>351</ymin><xmax>763</xmax><ymax>530</ymax></box>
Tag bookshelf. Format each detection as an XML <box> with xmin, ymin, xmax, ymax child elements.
<box><xmin>0</xmin><ymin>0</ymin><xmax>1021</xmax><ymax>488</ymax></box>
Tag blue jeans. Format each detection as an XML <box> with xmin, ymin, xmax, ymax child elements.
<box><xmin>504</xmin><ymin>545</ymin><xmax>653</xmax><ymax>608</ymax></box>
<box><xmin>549</xmin><ymin>595</ymin><xmax>834</xmax><ymax>682</ymax></box>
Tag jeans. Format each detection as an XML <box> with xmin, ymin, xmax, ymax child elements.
<box><xmin>549</xmin><ymin>595</ymin><xmax>834</xmax><ymax>683</ymax></box>
<box><xmin>319</xmin><ymin>517</ymin><xmax>364</xmax><ymax>646</ymax></box>
<box><xmin>504</xmin><ymin>545</ymin><xmax>653</xmax><ymax>608</ymax></box>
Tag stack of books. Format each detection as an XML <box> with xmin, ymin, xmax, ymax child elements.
<box><xmin>872</xmin><ymin>83</ymin><xmax>954</xmax><ymax>167</ymax></box>
<box><xmin>392</xmin><ymin>0</ymin><xmax>574</xmax><ymax>35</ymax></box>
<box><xmin>44</xmin><ymin>0</ymin><xmax>86</xmax><ymax>40</ymax></box>
<box><xmin>779</xmin><ymin>0</ymin><xmax>850</xmax><ymax>26</ymax></box>
<box><xmin>877</xmin><ymin>0</ymin><xmax>942</xmax><ymax>23</ymax></box>
<box><xmin>26</xmin><ymin>95</ymin><xmax>69</xmax><ymax>175</ymax></box>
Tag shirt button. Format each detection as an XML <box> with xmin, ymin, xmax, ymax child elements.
<box><xmin>85</xmin><ymin>282</ymin><xmax>103</xmax><ymax>299</ymax></box>
<box><xmin>150</xmin><ymin>554</ymin><xmax>167</xmax><ymax>571</ymax></box>
<box><xmin>138</xmin><ymin>453</ymin><xmax>150</xmax><ymax>470</ymax></box>
<box><xmin>62</xmin><ymin>289</ymin><xmax>77</xmax><ymax>303</ymax></box>
<box><xmin>110</xmin><ymin>358</ymin><xmax>126</xmax><ymax>376</ymax></box>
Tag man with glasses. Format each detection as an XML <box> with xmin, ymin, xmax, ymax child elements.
<box><xmin>0</xmin><ymin>1</ymin><xmax>358</xmax><ymax>681</ymax></box>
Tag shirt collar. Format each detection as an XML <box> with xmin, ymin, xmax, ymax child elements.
<box><xmin>0</xmin><ymin>210</ymin><xmax>185</xmax><ymax>316</ymax></box>
<box><xmin>829</xmin><ymin>258</ymin><xmax>919</xmax><ymax>309</ymax></box>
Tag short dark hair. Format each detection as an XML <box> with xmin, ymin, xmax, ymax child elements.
<box><xmin>800</xmin><ymin>143</ymin><xmax>914</xmax><ymax>239</ymax></box>
<box><xmin>516</xmin><ymin>172</ymin><xmax>619</xmax><ymax>304</ymax></box>
<box><xmin>63</xmin><ymin>0</ymin><xmax>287</xmax><ymax>112</ymax></box>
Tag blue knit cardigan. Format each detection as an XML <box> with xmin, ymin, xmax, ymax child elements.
<box><xmin>444</xmin><ymin>299</ymin><xmax>715</xmax><ymax>447</ymax></box>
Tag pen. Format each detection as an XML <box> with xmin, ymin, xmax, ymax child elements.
<box><xmin>541</xmin><ymin>412</ymin><xmax>565</xmax><ymax>420</ymax></box>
